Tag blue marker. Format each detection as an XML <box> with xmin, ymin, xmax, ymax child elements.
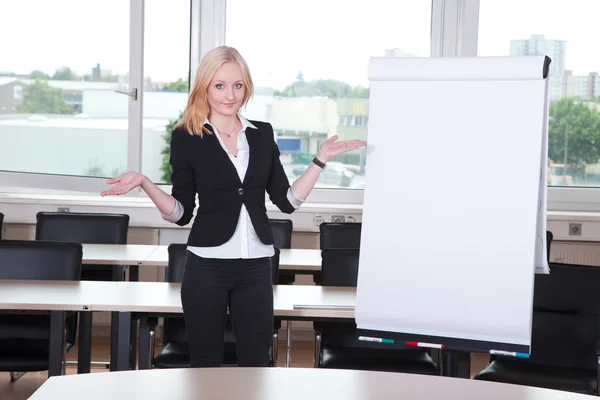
<box><xmin>489</xmin><ymin>349</ymin><xmax>529</xmax><ymax>358</ymax></box>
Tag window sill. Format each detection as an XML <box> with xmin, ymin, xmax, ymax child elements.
<box><xmin>1</xmin><ymin>191</ymin><xmax>599</xmax><ymax>239</ymax></box>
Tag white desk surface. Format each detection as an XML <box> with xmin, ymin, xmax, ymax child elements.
<box><xmin>81</xmin><ymin>244</ymin><xmax>322</xmax><ymax>271</ymax></box>
<box><xmin>29</xmin><ymin>367</ymin><xmax>594</xmax><ymax>400</ymax></box>
<box><xmin>141</xmin><ymin>244</ymin><xmax>169</xmax><ymax>266</ymax></box>
<box><xmin>0</xmin><ymin>280</ymin><xmax>90</xmax><ymax>311</ymax></box>
<box><xmin>279</xmin><ymin>248</ymin><xmax>322</xmax><ymax>271</ymax></box>
<box><xmin>82</xmin><ymin>244</ymin><xmax>158</xmax><ymax>265</ymax></box>
<box><xmin>0</xmin><ymin>280</ymin><xmax>355</xmax><ymax>318</ymax></box>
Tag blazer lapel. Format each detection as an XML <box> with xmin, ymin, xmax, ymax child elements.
<box><xmin>243</xmin><ymin>125</ymin><xmax>259</xmax><ymax>185</ymax></box>
<box><xmin>204</xmin><ymin>124</ymin><xmax>242</xmax><ymax>185</ymax></box>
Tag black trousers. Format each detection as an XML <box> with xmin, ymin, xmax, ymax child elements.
<box><xmin>180</xmin><ymin>251</ymin><xmax>274</xmax><ymax>367</ymax></box>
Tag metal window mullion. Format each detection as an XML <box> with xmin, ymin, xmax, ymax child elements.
<box><xmin>128</xmin><ymin>0</ymin><xmax>144</xmax><ymax>195</ymax></box>
<box><xmin>190</xmin><ymin>0</ymin><xmax>202</xmax><ymax>86</ymax></box>
<box><xmin>430</xmin><ymin>0</ymin><xmax>446</xmax><ymax>57</ymax></box>
<box><xmin>457</xmin><ymin>0</ymin><xmax>480</xmax><ymax>57</ymax></box>
<box><xmin>433</xmin><ymin>0</ymin><xmax>480</xmax><ymax>57</ymax></box>
<box><xmin>201</xmin><ymin>0</ymin><xmax>226</xmax><ymax>58</ymax></box>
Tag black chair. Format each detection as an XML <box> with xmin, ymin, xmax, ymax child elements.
<box><xmin>474</xmin><ymin>262</ymin><xmax>600</xmax><ymax>395</ymax></box>
<box><xmin>320</xmin><ymin>222</ymin><xmax>362</xmax><ymax>249</ymax></box>
<box><xmin>270</xmin><ymin>219</ymin><xmax>294</xmax><ymax>285</ymax></box>
<box><xmin>0</xmin><ymin>240</ymin><xmax>82</xmax><ymax>381</ymax></box>
<box><xmin>314</xmin><ymin>248</ymin><xmax>439</xmax><ymax>375</ymax></box>
<box><xmin>0</xmin><ymin>212</ymin><xmax>4</xmax><ymax>239</ymax></box>
<box><xmin>35</xmin><ymin>212</ymin><xmax>130</xmax><ymax>282</ymax></box>
<box><xmin>316</xmin><ymin>222</ymin><xmax>363</xmax><ymax>284</ymax></box>
<box><xmin>35</xmin><ymin>211</ymin><xmax>130</xmax><ymax>368</ymax></box>
<box><xmin>546</xmin><ymin>230</ymin><xmax>553</xmax><ymax>262</ymax></box>
<box><xmin>151</xmin><ymin>244</ymin><xmax>280</xmax><ymax>368</ymax></box>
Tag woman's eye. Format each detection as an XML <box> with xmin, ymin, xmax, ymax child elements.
<box><xmin>216</xmin><ymin>84</ymin><xmax>224</xmax><ymax>89</ymax></box>
<box><xmin>235</xmin><ymin>83</ymin><xmax>243</xmax><ymax>89</ymax></box>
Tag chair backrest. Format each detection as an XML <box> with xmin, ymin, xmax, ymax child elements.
<box><xmin>35</xmin><ymin>212</ymin><xmax>129</xmax><ymax>244</ymax></box>
<box><xmin>162</xmin><ymin>244</ymin><xmax>188</xmax><ymax>344</ymax></box>
<box><xmin>166</xmin><ymin>243</ymin><xmax>188</xmax><ymax>283</ymax></box>
<box><xmin>0</xmin><ymin>240</ymin><xmax>82</xmax><ymax>281</ymax></box>
<box><xmin>0</xmin><ymin>212</ymin><xmax>4</xmax><ymax>240</ymax></box>
<box><xmin>270</xmin><ymin>248</ymin><xmax>280</xmax><ymax>285</ymax></box>
<box><xmin>321</xmin><ymin>248</ymin><xmax>360</xmax><ymax>287</ymax></box>
<box><xmin>269</xmin><ymin>219</ymin><xmax>293</xmax><ymax>249</ymax></box>
<box><xmin>320</xmin><ymin>222</ymin><xmax>362</xmax><ymax>249</ymax></box>
<box><xmin>319</xmin><ymin>248</ymin><xmax>407</xmax><ymax>350</ymax></box>
<box><xmin>0</xmin><ymin>240</ymin><xmax>82</xmax><ymax>348</ymax></box>
<box><xmin>546</xmin><ymin>230</ymin><xmax>553</xmax><ymax>262</ymax></box>
<box><xmin>499</xmin><ymin>262</ymin><xmax>600</xmax><ymax>371</ymax></box>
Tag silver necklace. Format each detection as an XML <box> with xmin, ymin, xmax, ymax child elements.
<box><xmin>222</xmin><ymin>123</ymin><xmax>239</xmax><ymax>138</ymax></box>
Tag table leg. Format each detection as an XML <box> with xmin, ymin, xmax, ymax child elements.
<box><xmin>456</xmin><ymin>351</ymin><xmax>471</xmax><ymax>378</ymax></box>
<box><xmin>286</xmin><ymin>320</ymin><xmax>292</xmax><ymax>368</ymax></box>
<box><xmin>138</xmin><ymin>315</ymin><xmax>151</xmax><ymax>370</ymax></box>
<box><xmin>48</xmin><ymin>311</ymin><xmax>65</xmax><ymax>377</ymax></box>
<box><xmin>113</xmin><ymin>265</ymin><xmax>126</xmax><ymax>281</ymax></box>
<box><xmin>130</xmin><ymin>318</ymin><xmax>138</xmax><ymax>369</ymax></box>
<box><xmin>442</xmin><ymin>350</ymin><xmax>471</xmax><ymax>378</ymax></box>
<box><xmin>129</xmin><ymin>265</ymin><xmax>139</xmax><ymax>282</ymax></box>
<box><xmin>77</xmin><ymin>311</ymin><xmax>93</xmax><ymax>374</ymax></box>
<box><xmin>110</xmin><ymin>311</ymin><xmax>132</xmax><ymax>371</ymax></box>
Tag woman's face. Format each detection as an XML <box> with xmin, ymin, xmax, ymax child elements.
<box><xmin>207</xmin><ymin>61</ymin><xmax>245</xmax><ymax>118</ymax></box>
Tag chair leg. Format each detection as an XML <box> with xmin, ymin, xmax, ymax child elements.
<box><xmin>149</xmin><ymin>325</ymin><xmax>156</xmax><ymax>369</ymax></box>
<box><xmin>62</xmin><ymin>328</ymin><xmax>67</xmax><ymax>375</ymax></box>
<box><xmin>130</xmin><ymin>318</ymin><xmax>138</xmax><ymax>370</ymax></box>
<box><xmin>9</xmin><ymin>372</ymin><xmax>26</xmax><ymax>382</ymax></box>
<box><xmin>314</xmin><ymin>333</ymin><xmax>322</xmax><ymax>368</ymax></box>
<box><xmin>596</xmin><ymin>355</ymin><xmax>600</xmax><ymax>396</ymax></box>
<box><xmin>271</xmin><ymin>331</ymin><xmax>279</xmax><ymax>367</ymax></box>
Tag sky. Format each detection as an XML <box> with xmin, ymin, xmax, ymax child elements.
<box><xmin>1</xmin><ymin>0</ymin><xmax>599</xmax><ymax>90</ymax></box>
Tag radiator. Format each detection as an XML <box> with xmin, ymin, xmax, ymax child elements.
<box><xmin>550</xmin><ymin>241</ymin><xmax>600</xmax><ymax>266</ymax></box>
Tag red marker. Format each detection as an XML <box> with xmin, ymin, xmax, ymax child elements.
<box><xmin>406</xmin><ymin>341</ymin><xmax>444</xmax><ymax>349</ymax></box>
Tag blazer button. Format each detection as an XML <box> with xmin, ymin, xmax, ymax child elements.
<box><xmin>238</xmin><ymin>188</ymin><xmax>244</xmax><ymax>195</ymax></box>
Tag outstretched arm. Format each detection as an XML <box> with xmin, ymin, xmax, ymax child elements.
<box><xmin>101</xmin><ymin>172</ymin><xmax>176</xmax><ymax>216</ymax></box>
<box><xmin>101</xmin><ymin>129</ymin><xmax>196</xmax><ymax>226</ymax></box>
<box><xmin>292</xmin><ymin>135</ymin><xmax>366</xmax><ymax>200</ymax></box>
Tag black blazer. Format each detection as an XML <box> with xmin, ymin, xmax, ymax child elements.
<box><xmin>169</xmin><ymin>120</ymin><xmax>296</xmax><ymax>247</ymax></box>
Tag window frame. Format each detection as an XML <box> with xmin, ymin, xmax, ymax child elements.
<box><xmin>1</xmin><ymin>0</ymin><xmax>591</xmax><ymax>213</ymax></box>
<box><xmin>0</xmin><ymin>0</ymin><xmax>146</xmax><ymax>195</ymax></box>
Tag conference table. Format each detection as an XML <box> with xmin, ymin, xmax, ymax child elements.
<box><xmin>29</xmin><ymin>367</ymin><xmax>595</xmax><ymax>400</ymax></box>
<box><xmin>0</xmin><ymin>280</ymin><xmax>355</xmax><ymax>376</ymax></box>
<box><xmin>81</xmin><ymin>244</ymin><xmax>323</xmax><ymax>272</ymax></box>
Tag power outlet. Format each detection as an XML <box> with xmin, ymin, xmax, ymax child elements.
<box><xmin>313</xmin><ymin>215</ymin><xmax>324</xmax><ymax>226</ymax></box>
<box><xmin>331</xmin><ymin>215</ymin><xmax>346</xmax><ymax>223</ymax></box>
<box><xmin>57</xmin><ymin>207</ymin><xmax>70</xmax><ymax>213</ymax></box>
<box><xmin>569</xmin><ymin>223</ymin><xmax>582</xmax><ymax>236</ymax></box>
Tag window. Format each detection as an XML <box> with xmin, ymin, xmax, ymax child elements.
<box><xmin>225</xmin><ymin>0</ymin><xmax>432</xmax><ymax>190</ymax></box>
<box><xmin>142</xmin><ymin>0</ymin><xmax>191</xmax><ymax>184</ymax></box>
<box><xmin>478</xmin><ymin>0</ymin><xmax>600</xmax><ymax>188</ymax></box>
<box><xmin>0</xmin><ymin>0</ymin><xmax>131</xmax><ymax>179</ymax></box>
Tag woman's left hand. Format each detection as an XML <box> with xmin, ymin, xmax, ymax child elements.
<box><xmin>316</xmin><ymin>135</ymin><xmax>366</xmax><ymax>163</ymax></box>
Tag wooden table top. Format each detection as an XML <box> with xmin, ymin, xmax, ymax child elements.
<box><xmin>29</xmin><ymin>367</ymin><xmax>595</xmax><ymax>400</ymax></box>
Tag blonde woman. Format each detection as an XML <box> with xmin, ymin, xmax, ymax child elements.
<box><xmin>101</xmin><ymin>46</ymin><xmax>365</xmax><ymax>367</ymax></box>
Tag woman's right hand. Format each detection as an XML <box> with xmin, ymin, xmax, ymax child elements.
<box><xmin>101</xmin><ymin>171</ymin><xmax>147</xmax><ymax>197</ymax></box>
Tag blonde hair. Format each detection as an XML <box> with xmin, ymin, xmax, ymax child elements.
<box><xmin>176</xmin><ymin>46</ymin><xmax>254</xmax><ymax>136</ymax></box>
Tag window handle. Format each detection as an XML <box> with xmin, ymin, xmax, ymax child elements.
<box><xmin>115</xmin><ymin>88</ymin><xmax>138</xmax><ymax>101</ymax></box>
